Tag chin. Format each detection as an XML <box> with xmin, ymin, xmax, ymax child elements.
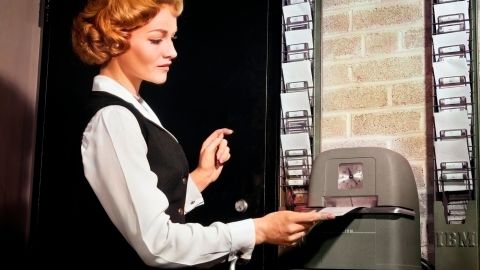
<box><xmin>148</xmin><ymin>76</ymin><xmax>168</xmax><ymax>85</ymax></box>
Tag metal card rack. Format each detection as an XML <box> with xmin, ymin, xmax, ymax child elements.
<box><xmin>431</xmin><ymin>0</ymin><xmax>480</xmax><ymax>269</ymax></box>
<box><xmin>280</xmin><ymin>0</ymin><xmax>316</xmax><ymax>212</ymax></box>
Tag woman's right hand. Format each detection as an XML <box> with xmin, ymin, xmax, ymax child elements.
<box><xmin>253</xmin><ymin>210</ymin><xmax>335</xmax><ymax>246</ymax></box>
<box><xmin>190</xmin><ymin>128</ymin><xmax>233</xmax><ymax>191</ymax></box>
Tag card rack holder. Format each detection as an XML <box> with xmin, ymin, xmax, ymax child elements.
<box><xmin>282</xmin><ymin>109</ymin><xmax>313</xmax><ymax>135</ymax></box>
<box><xmin>283</xmin><ymin>149</ymin><xmax>312</xmax><ymax>185</ymax></box>
<box><xmin>432</xmin><ymin>0</ymin><xmax>475</xmax><ymax>224</ymax></box>
<box><xmin>280</xmin><ymin>0</ymin><xmax>315</xmax><ymax>211</ymax></box>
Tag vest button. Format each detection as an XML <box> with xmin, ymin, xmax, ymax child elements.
<box><xmin>178</xmin><ymin>208</ymin><xmax>184</xmax><ymax>215</ymax></box>
<box><xmin>182</xmin><ymin>177</ymin><xmax>187</xmax><ymax>184</ymax></box>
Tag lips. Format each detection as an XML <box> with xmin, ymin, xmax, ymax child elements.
<box><xmin>157</xmin><ymin>64</ymin><xmax>170</xmax><ymax>70</ymax></box>
<box><xmin>158</xmin><ymin>62</ymin><xmax>171</xmax><ymax>67</ymax></box>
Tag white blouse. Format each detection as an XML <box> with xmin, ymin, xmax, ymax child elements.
<box><xmin>80</xmin><ymin>75</ymin><xmax>255</xmax><ymax>268</ymax></box>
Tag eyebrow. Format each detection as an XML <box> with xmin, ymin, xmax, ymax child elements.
<box><xmin>147</xmin><ymin>29</ymin><xmax>177</xmax><ymax>34</ymax></box>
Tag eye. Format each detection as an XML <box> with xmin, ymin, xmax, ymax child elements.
<box><xmin>149</xmin><ymin>39</ymin><xmax>162</xmax><ymax>45</ymax></box>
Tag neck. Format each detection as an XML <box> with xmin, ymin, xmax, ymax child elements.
<box><xmin>100</xmin><ymin>59</ymin><xmax>141</xmax><ymax>98</ymax></box>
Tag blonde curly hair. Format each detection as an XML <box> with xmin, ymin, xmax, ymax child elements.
<box><xmin>72</xmin><ymin>0</ymin><xmax>183</xmax><ymax>65</ymax></box>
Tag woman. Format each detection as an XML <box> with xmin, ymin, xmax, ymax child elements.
<box><xmin>70</xmin><ymin>0</ymin><xmax>334</xmax><ymax>268</ymax></box>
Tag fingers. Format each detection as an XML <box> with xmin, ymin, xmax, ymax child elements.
<box><xmin>203</xmin><ymin>137</ymin><xmax>230</xmax><ymax>165</ymax></box>
<box><xmin>201</xmin><ymin>129</ymin><xmax>232</xmax><ymax>167</ymax></box>
<box><xmin>216</xmin><ymin>138</ymin><xmax>231</xmax><ymax>164</ymax></box>
<box><xmin>284</xmin><ymin>213</ymin><xmax>333</xmax><ymax>246</ymax></box>
<box><xmin>201</xmin><ymin>128</ymin><xmax>233</xmax><ymax>150</ymax></box>
<box><xmin>287</xmin><ymin>221</ymin><xmax>310</xmax><ymax>234</ymax></box>
<box><xmin>286</xmin><ymin>231</ymin><xmax>306</xmax><ymax>245</ymax></box>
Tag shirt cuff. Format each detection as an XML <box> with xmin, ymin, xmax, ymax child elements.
<box><xmin>227</xmin><ymin>219</ymin><xmax>255</xmax><ymax>260</ymax></box>
<box><xmin>184</xmin><ymin>175</ymin><xmax>204</xmax><ymax>214</ymax></box>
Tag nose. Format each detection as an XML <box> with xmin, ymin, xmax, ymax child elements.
<box><xmin>166</xmin><ymin>38</ymin><xmax>177</xmax><ymax>60</ymax></box>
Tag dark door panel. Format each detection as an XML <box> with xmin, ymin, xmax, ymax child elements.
<box><xmin>31</xmin><ymin>1</ymin><xmax>281</xmax><ymax>269</ymax></box>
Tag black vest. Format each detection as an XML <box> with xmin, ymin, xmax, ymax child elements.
<box><xmin>83</xmin><ymin>91</ymin><xmax>190</xmax><ymax>223</ymax></box>
<box><xmin>34</xmin><ymin>91</ymin><xmax>191</xmax><ymax>269</ymax></box>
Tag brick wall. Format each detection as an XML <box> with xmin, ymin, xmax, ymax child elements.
<box><xmin>319</xmin><ymin>0</ymin><xmax>431</xmax><ymax>259</ymax></box>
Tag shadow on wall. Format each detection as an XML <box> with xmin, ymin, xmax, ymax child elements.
<box><xmin>0</xmin><ymin>75</ymin><xmax>35</xmax><ymax>265</ymax></box>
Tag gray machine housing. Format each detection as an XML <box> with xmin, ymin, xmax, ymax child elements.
<box><xmin>303</xmin><ymin>147</ymin><xmax>421</xmax><ymax>270</ymax></box>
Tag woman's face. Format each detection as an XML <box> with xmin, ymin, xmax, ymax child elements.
<box><xmin>116</xmin><ymin>7</ymin><xmax>178</xmax><ymax>85</ymax></box>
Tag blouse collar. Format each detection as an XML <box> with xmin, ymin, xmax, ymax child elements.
<box><xmin>92</xmin><ymin>75</ymin><xmax>163</xmax><ymax>127</ymax></box>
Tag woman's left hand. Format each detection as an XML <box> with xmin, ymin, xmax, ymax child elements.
<box><xmin>190</xmin><ymin>128</ymin><xmax>233</xmax><ymax>191</ymax></box>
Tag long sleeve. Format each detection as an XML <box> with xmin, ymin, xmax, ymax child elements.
<box><xmin>81</xmin><ymin>105</ymin><xmax>255</xmax><ymax>268</ymax></box>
